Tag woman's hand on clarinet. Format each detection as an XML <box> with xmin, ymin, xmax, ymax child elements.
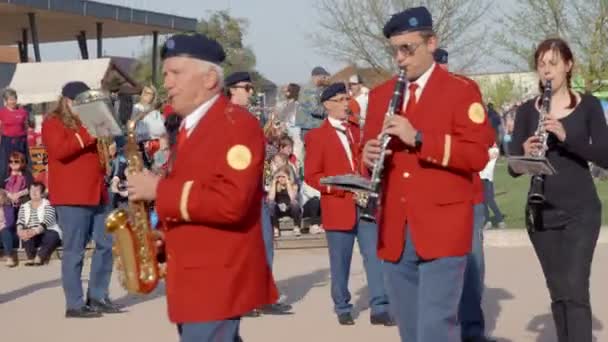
<box><xmin>543</xmin><ymin>115</ymin><xmax>567</xmax><ymax>142</ymax></box>
<box><xmin>523</xmin><ymin>136</ymin><xmax>543</xmax><ymax>156</ymax></box>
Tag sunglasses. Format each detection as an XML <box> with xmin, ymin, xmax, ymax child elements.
<box><xmin>391</xmin><ymin>41</ymin><xmax>423</xmax><ymax>57</ymax></box>
<box><xmin>9</xmin><ymin>160</ymin><xmax>22</xmax><ymax>164</ymax></box>
<box><xmin>232</xmin><ymin>84</ymin><xmax>255</xmax><ymax>92</ymax></box>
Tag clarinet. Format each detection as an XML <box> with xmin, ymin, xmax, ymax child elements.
<box><xmin>360</xmin><ymin>68</ymin><xmax>408</xmax><ymax>221</ymax></box>
<box><xmin>528</xmin><ymin>80</ymin><xmax>552</xmax><ymax>205</ymax></box>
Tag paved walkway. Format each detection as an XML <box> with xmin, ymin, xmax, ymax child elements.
<box><xmin>1</xmin><ymin>240</ymin><xmax>606</xmax><ymax>341</ymax></box>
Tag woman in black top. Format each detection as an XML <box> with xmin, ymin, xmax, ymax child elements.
<box><xmin>509</xmin><ymin>38</ymin><xmax>608</xmax><ymax>342</ymax></box>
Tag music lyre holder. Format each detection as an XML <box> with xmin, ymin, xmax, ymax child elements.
<box><xmin>507</xmin><ymin>156</ymin><xmax>556</xmax><ymax>176</ymax></box>
<box><xmin>320</xmin><ymin>174</ymin><xmax>374</xmax><ymax>192</ymax></box>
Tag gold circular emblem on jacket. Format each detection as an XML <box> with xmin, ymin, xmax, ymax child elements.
<box><xmin>468</xmin><ymin>102</ymin><xmax>485</xmax><ymax>124</ymax></box>
<box><xmin>226</xmin><ymin>144</ymin><xmax>252</xmax><ymax>170</ymax></box>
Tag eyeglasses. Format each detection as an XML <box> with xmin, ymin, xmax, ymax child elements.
<box><xmin>328</xmin><ymin>96</ymin><xmax>350</xmax><ymax>103</ymax></box>
<box><xmin>232</xmin><ymin>84</ymin><xmax>255</xmax><ymax>92</ymax></box>
<box><xmin>391</xmin><ymin>42</ymin><xmax>423</xmax><ymax>57</ymax></box>
<box><xmin>9</xmin><ymin>160</ymin><xmax>21</xmax><ymax>164</ymax></box>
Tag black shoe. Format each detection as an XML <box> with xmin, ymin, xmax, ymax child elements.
<box><xmin>260</xmin><ymin>303</ymin><xmax>293</xmax><ymax>315</ymax></box>
<box><xmin>65</xmin><ymin>305</ymin><xmax>103</xmax><ymax>318</ymax></box>
<box><xmin>463</xmin><ymin>337</ymin><xmax>497</xmax><ymax>342</ymax></box>
<box><xmin>24</xmin><ymin>259</ymin><xmax>36</xmax><ymax>266</ymax></box>
<box><xmin>370</xmin><ymin>312</ymin><xmax>396</xmax><ymax>326</ymax></box>
<box><xmin>86</xmin><ymin>298</ymin><xmax>124</xmax><ymax>314</ymax></box>
<box><xmin>337</xmin><ymin>313</ymin><xmax>355</xmax><ymax>325</ymax></box>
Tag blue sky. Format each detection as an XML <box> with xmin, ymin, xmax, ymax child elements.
<box><xmin>37</xmin><ymin>0</ymin><xmax>515</xmax><ymax>84</ymax></box>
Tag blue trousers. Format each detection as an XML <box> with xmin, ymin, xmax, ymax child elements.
<box><xmin>325</xmin><ymin>218</ymin><xmax>388</xmax><ymax>316</ymax></box>
<box><xmin>260</xmin><ymin>200</ymin><xmax>274</xmax><ymax>268</ymax></box>
<box><xmin>384</xmin><ymin>228</ymin><xmax>467</xmax><ymax>342</ymax></box>
<box><xmin>56</xmin><ymin>205</ymin><xmax>113</xmax><ymax>310</ymax></box>
<box><xmin>459</xmin><ymin>203</ymin><xmax>487</xmax><ymax>339</ymax></box>
<box><xmin>178</xmin><ymin>319</ymin><xmax>241</xmax><ymax>342</ymax></box>
<box><xmin>0</xmin><ymin>225</ymin><xmax>15</xmax><ymax>255</ymax></box>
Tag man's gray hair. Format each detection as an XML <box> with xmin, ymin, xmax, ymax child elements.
<box><xmin>196</xmin><ymin>60</ymin><xmax>224</xmax><ymax>89</ymax></box>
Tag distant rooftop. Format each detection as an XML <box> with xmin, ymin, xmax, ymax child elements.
<box><xmin>0</xmin><ymin>0</ymin><xmax>197</xmax><ymax>45</ymax></box>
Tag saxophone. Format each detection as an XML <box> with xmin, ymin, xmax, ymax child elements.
<box><xmin>105</xmin><ymin>107</ymin><xmax>162</xmax><ymax>295</ymax></box>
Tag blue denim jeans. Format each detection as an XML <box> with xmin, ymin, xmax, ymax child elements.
<box><xmin>0</xmin><ymin>226</ymin><xmax>15</xmax><ymax>255</ymax></box>
<box><xmin>325</xmin><ymin>218</ymin><xmax>388</xmax><ymax>316</ymax></box>
<box><xmin>56</xmin><ymin>204</ymin><xmax>113</xmax><ymax>310</ymax></box>
<box><xmin>178</xmin><ymin>319</ymin><xmax>241</xmax><ymax>342</ymax></box>
<box><xmin>459</xmin><ymin>203</ymin><xmax>487</xmax><ymax>339</ymax></box>
<box><xmin>261</xmin><ymin>200</ymin><xmax>274</xmax><ymax>268</ymax></box>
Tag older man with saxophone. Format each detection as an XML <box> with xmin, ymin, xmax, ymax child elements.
<box><xmin>126</xmin><ymin>33</ymin><xmax>277</xmax><ymax>342</ymax></box>
<box><xmin>361</xmin><ymin>6</ymin><xmax>494</xmax><ymax>342</ymax></box>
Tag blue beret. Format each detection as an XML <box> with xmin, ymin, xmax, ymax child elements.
<box><xmin>311</xmin><ymin>66</ymin><xmax>330</xmax><ymax>76</ymax></box>
<box><xmin>320</xmin><ymin>83</ymin><xmax>347</xmax><ymax>103</ymax></box>
<box><xmin>62</xmin><ymin>81</ymin><xmax>90</xmax><ymax>100</ymax></box>
<box><xmin>161</xmin><ymin>33</ymin><xmax>226</xmax><ymax>65</ymax></box>
<box><xmin>434</xmin><ymin>48</ymin><xmax>448</xmax><ymax>64</ymax></box>
<box><xmin>225</xmin><ymin>71</ymin><xmax>252</xmax><ymax>87</ymax></box>
<box><xmin>383</xmin><ymin>6</ymin><xmax>433</xmax><ymax>38</ymax></box>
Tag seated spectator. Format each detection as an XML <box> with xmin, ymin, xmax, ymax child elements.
<box><xmin>268</xmin><ymin>165</ymin><xmax>302</xmax><ymax>237</ymax></box>
<box><xmin>279</xmin><ymin>135</ymin><xmax>301</xmax><ymax>177</ymax></box>
<box><xmin>0</xmin><ymin>189</ymin><xmax>17</xmax><ymax>267</ymax></box>
<box><xmin>4</xmin><ymin>151</ymin><xmax>33</xmax><ymax>206</ymax></box>
<box><xmin>16</xmin><ymin>182</ymin><xmax>61</xmax><ymax>266</ymax></box>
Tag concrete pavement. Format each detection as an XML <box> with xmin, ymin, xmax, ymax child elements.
<box><xmin>1</xmin><ymin>236</ymin><xmax>606</xmax><ymax>342</ymax></box>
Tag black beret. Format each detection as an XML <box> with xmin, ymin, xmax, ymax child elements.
<box><xmin>62</xmin><ymin>81</ymin><xmax>90</xmax><ymax>100</ymax></box>
<box><xmin>434</xmin><ymin>48</ymin><xmax>448</xmax><ymax>64</ymax></box>
<box><xmin>225</xmin><ymin>71</ymin><xmax>252</xmax><ymax>88</ymax></box>
<box><xmin>160</xmin><ymin>33</ymin><xmax>226</xmax><ymax>64</ymax></box>
<box><xmin>311</xmin><ymin>66</ymin><xmax>330</xmax><ymax>77</ymax></box>
<box><xmin>320</xmin><ymin>83</ymin><xmax>347</xmax><ymax>103</ymax></box>
<box><xmin>383</xmin><ymin>6</ymin><xmax>433</xmax><ymax>38</ymax></box>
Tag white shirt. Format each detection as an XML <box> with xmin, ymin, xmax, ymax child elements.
<box><xmin>328</xmin><ymin>116</ymin><xmax>354</xmax><ymax>170</ymax></box>
<box><xmin>402</xmin><ymin>63</ymin><xmax>436</xmax><ymax>111</ymax></box>
<box><xmin>353</xmin><ymin>87</ymin><xmax>369</xmax><ymax>120</ymax></box>
<box><xmin>182</xmin><ymin>94</ymin><xmax>220</xmax><ymax>136</ymax></box>
<box><xmin>480</xmin><ymin>146</ymin><xmax>500</xmax><ymax>181</ymax></box>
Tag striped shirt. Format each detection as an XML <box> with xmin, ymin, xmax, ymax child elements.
<box><xmin>16</xmin><ymin>202</ymin><xmax>56</xmax><ymax>229</ymax></box>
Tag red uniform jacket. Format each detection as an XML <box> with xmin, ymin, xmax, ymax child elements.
<box><xmin>41</xmin><ymin>116</ymin><xmax>107</xmax><ymax>206</ymax></box>
<box><xmin>363</xmin><ymin>65</ymin><xmax>494</xmax><ymax>261</ymax></box>
<box><xmin>304</xmin><ymin>119</ymin><xmax>363</xmax><ymax>231</ymax></box>
<box><xmin>155</xmin><ymin>96</ymin><xmax>278</xmax><ymax>323</ymax></box>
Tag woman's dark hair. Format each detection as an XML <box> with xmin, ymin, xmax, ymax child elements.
<box><xmin>534</xmin><ymin>38</ymin><xmax>576</xmax><ymax>109</ymax></box>
<box><xmin>286</xmin><ymin>83</ymin><xmax>300</xmax><ymax>101</ymax></box>
<box><xmin>30</xmin><ymin>181</ymin><xmax>46</xmax><ymax>194</ymax></box>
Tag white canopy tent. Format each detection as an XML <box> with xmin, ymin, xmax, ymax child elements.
<box><xmin>8</xmin><ymin>58</ymin><xmax>139</xmax><ymax>105</ymax></box>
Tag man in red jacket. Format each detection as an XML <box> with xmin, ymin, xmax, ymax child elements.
<box><xmin>127</xmin><ymin>33</ymin><xmax>277</xmax><ymax>342</ymax></box>
<box><xmin>361</xmin><ymin>6</ymin><xmax>493</xmax><ymax>342</ymax></box>
<box><xmin>42</xmin><ymin>81</ymin><xmax>122</xmax><ymax>318</ymax></box>
<box><xmin>305</xmin><ymin>83</ymin><xmax>393</xmax><ymax>327</ymax></box>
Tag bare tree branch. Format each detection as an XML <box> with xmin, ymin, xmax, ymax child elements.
<box><xmin>310</xmin><ymin>0</ymin><xmax>492</xmax><ymax>73</ymax></box>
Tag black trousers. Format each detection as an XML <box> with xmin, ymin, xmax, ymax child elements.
<box><xmin>22</xmin><ymin>230</ymin><xmax>61</xmax><ymax>261</ymax></box>
<box><xmin>269</xmin><ymin>200</ymin><xmax>301</xmax><ymax>228</ymax></box>
<box><xmin>528</xmin><ymin>208</ymin><xmax>601</xmax><ymax>342</ymax></box>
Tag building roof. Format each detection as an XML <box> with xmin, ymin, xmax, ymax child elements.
<box><xmin>0</xmin><ymin>0</ymin><xmax>197</xmax><ymax>45</ymax></box>
<box><xmin>329</xmin><ymin>64</ymin><xmax>393</xmax><ymax>89</ymax></box>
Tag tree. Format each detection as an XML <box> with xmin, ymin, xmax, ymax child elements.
<box><xmin>310</xmin><ymin>0</ymin><xmax>492</xmax><ymax>73</ymax></box>
<box><xmin>477</xmin><ymin>75</ymin><xmax>526</xmax><ymax>109</ymax></box>
<box><xmin>133</xmin><ymin>10</ymin><xmax>272</xmax><ymax>93</ymax></box>
<box><xmin>494</xmin><ymin>0</ymin><xmax>608</xmax><ymax>93</ymax></box>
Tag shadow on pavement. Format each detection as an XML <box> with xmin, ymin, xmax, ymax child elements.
<box><xmin>527</xmin><ymin>311</ymin><xmax>604</xmax><ymax>342</ymax></box>
<box><xmin>278</xmin><ymin>268</ymin><xmax>330</xmax><ymax>306</ymax></box>
<box><xmin>0</xmin><ymin>278</ymin><xmax>62</xmax><ymax>304</ymax></box>
<box><xmin>113</xmin><ymin>282</ymin><xmax>166</xmax><ymax>309</ymax></box>
<box><xmin>352</xmin><ymin>285</ymin><xmax>369</xmax><ymax>319</ymax></box>
<box><xmin>483</xmin><ymin>287</ymin><xmax>515</xmax><ymax>342</ymax></box>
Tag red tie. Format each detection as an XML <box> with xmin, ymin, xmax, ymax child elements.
<box><xmin>341</xmin><ymin>122</ymin><xmax>359</xmax><ymax>172</ymax></box>
<box><xmin>176</xmin><ymin>126</ymin><xmax>187</xmax><ymax>152</ymax></box>
<box><xmin>402</xmin><ymin>83</ymin><xmax>419</xmax><ymax>116</ymax></box>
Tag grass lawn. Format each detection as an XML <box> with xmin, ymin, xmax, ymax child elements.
<box><xmin>492</xmin><ymin>158</ymin><xmax>608</xmax><ymax>228</ymax></box>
